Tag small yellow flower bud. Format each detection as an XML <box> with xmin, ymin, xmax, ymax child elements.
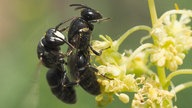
<box><xmin>95</xmin><ymin>95</ymin><xmax>103</xmax><ymax>102</ymax></box>
<box><xmin>175</xmin><ymin>56</ymin><xmax>183</xmax><ymax>65</ymax></box>
<box><xmin>117</xmin><ymin>93</ymin><xmax>129</xmax><ymax>104</ymax></box>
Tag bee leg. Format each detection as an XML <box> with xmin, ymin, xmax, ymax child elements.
<box><xmin>89</xmin><ymin>45</ymin><xmax>102</xmax><ymax>56</ymax></box>
<box><xmin>87</xmin><ymin>64</ymin><xmax>113</xmax><ymax>80</ymax></box>
<box><xmin>89</xmin><ymin>44</ymin><xmax>111</xmax><ymax>56</ymax></box>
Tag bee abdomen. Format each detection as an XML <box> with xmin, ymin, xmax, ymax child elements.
<box><xmin>46</xmin><ymin>68</ymin><xmax>76</xmax><ymax>104</ymax></box>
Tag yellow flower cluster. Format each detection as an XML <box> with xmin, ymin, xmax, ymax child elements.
<box><xmin>132</xmin><ymin>78</ymin><xmax>175</xmax><ymax>108</ymax></box>
<box><xmin>91</xmin><ymin>35</ymin><xmax>148</xmax><ymax>106</ymax></box>
<box><xmin>91</xmin><ymin>35</ymin><xmax>131</xmax><ymax>105</ymax></box>
<box><xmin>150</xmin><ymin>10</ymin><xmax>192</xmax><ymax>71</ymax></box>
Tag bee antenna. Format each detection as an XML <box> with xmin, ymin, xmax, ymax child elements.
<box><xmin>55</xmin><ymin>17</ymin><xmax>74</xmax><ymax>31</ymax></box>
<box><xmin>70</xmin><ymin>4</ymin><xmax>91</xmax><ymax>10</ymax></box>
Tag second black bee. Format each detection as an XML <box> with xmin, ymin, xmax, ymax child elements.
<box><xmin>67</xmin><ymin>4</ymin><xmax>109</xmax><ymax>95</ymax></box>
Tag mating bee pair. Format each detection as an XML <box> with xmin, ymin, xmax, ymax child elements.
<box><xmin>37</xmin><ymin>4</ymin><xmax>109</xmax><ymax>104</ymax></box>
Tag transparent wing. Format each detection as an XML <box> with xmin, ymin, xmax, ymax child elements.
<box><xmin>20</xmin><ymin>61</ymin><xmax>42</xmax><ymax>108</ymax></box>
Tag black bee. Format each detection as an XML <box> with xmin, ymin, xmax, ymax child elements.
<box><xmin>37</xmin><ymin>19</ymin><xmax>76</xmax><ymax>104</ymax></box>
<box><xmin>67</xmin><ymin>4</ymin><xmax>109</xmax><ymax>95</ymax></box>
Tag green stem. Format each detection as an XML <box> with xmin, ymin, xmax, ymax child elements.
<box><xmin>157</xmin><ymin>67</ymin><xmax>167</xmax><ymax>90</ymax></box>
<box><xmin>148</xmin><ymin>0</ymin><xmax>158</xmax><ymax>27</ymax></box>
<box><xmin>166</xmin><ymin>69</ymin><xmax>192</xmax><ymax>83</ymax></box>
<box><xmin>171</xmin><ymin>82</ymin><xmax>192</xmax><ymax>93</ymax></box>
<box><xmin>129</xmin><ymin>43</ymin><xmax>153</xmax><ymax>61</ymax></box>
<box><xmin>116</xmin><ymin>25</ymin><xmax>151</xmax><ymax>49</ymax></box>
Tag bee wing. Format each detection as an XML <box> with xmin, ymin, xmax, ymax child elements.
<box><xmin>20</xmin><ymin>61</ymin><xmax>42</xmax><ymax>108</ymax></box>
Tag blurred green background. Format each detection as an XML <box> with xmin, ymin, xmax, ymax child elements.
<box><xmin>0</xmin><ymin>0</ymin><xmax>192</xmax><ymax>108</ymax></box>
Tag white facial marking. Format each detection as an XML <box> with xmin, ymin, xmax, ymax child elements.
<box><xmin>50</xmin><ymin>37</ymin><xmax>55</xmax><ymax>41</ymax></box>
<box><xmin>40</xmin><ymin>41</ymin><xmax>44</xmax><ymax>47</ymax></box>
<box><xmin>54</xmin><ymin>31</ymin><xmax>65</xmax><ymax>40</ymax></box>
